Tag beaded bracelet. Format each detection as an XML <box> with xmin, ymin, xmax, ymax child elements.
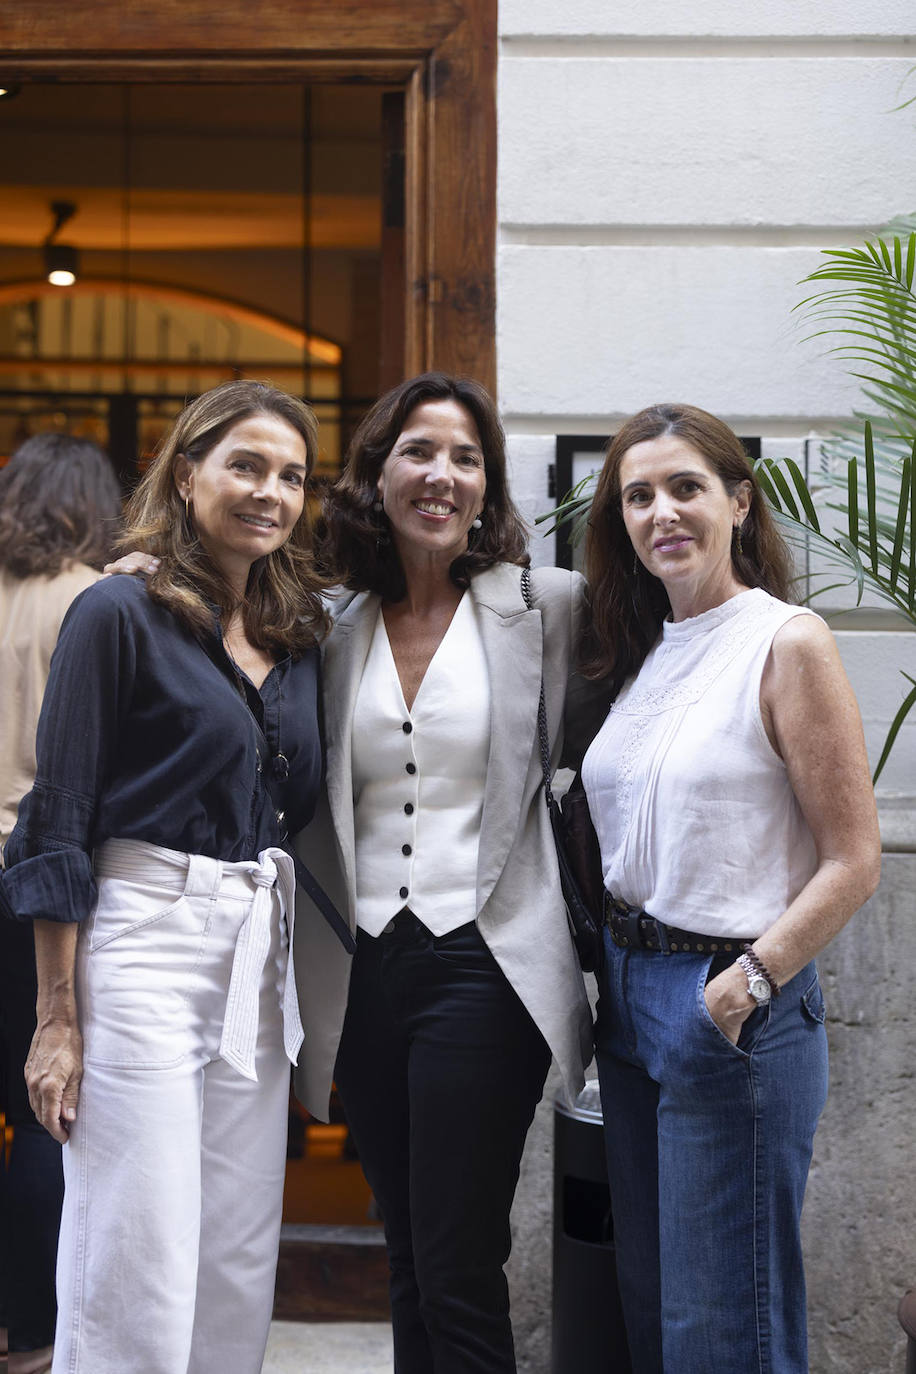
<box><xmin>740</xmin><ymin>944</ymin><xmax>781</xmax><ymax>997</ymax></box>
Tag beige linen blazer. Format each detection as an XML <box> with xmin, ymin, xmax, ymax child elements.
<box><xmin>292</xmin><ymin>561</ymin><xmax>594</xmax><ymax>1120</ymax></box>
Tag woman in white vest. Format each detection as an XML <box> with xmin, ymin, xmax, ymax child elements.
<box><xmin>294</xmin><ymin>372</ymin><xmax>594</xmax><ymax>1374</ymax></box>
<box><xmin>580</xmin><ymin>403</ymin><xmax>881</xmax><ymax>1373</ymax></box>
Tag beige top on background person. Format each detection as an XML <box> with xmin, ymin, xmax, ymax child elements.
<box><xmin>0</xmin><ymin>564</ymin><xmax>99</xmax><ymax>849</ymax></box>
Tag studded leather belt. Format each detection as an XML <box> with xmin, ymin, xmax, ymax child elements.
<box><xmin>603</xmin><ymin>893</ymin><xmax>748</xmax><ymax>956</ymax></box>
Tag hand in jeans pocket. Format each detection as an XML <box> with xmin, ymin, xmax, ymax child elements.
<box><xmin>703</xmin><ymin>957</ymin><xmax>757</xmax><ymax>1046</ymax></box>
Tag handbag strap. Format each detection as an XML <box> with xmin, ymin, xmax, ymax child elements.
<box><xmin>520</xmin><ymin>567</ymin><xmax>556</xmax><ymax>810</ymax></box>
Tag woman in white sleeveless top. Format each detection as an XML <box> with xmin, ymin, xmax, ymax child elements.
<box><xmin>580</xmin><ymin>404</ymin><xmax>880</xmax><ymax>1374</ymax></box>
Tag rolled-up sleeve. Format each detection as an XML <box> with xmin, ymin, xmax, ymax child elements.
<box><xmin>2</xmin><ymin>583</ymin><xmax>134</xmax><ymax>922</ymax></box>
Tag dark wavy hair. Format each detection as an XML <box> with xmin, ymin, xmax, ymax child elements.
<box><xmin>0</xmin><ymin>433</ymin><xmax>122</xmax><ymax>578</ymax></box>
<box><xmin>318</xmin><ymin>372</ymin><xmax>529</xmax><ymax>597</ymax></box>
<box><xmin>582</xmin><ymin>403</ymin><xmax>793</xmax><ymax>687</ymax></box>
<box><xmin>120</xmin><ymin>380</ymin><xmax>329</xmax><ymax>654</ymax></box>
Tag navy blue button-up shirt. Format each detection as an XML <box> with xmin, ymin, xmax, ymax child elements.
<box><xmin>2</xmin><ymin>575</ymin><xmax>321</xmax><ymax>924</ymax></box>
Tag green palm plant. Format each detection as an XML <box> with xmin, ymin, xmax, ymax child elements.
<box><xmin>756</xmin><ymin>427</ymin><xmax>914</xmax><ymax>784</ymax></box>
<box><xmin>759</xmin><ymin>227</ymin><xmax>916</xmax><ymax>783</ymax></box>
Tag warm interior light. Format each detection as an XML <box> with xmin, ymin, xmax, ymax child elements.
<box><xmin>44</xmin><ymin>242</ymin><xmax>79</xmax><ymax>287</ymax></box>
<box><xmin>0</xmin><ymin>83</ymin><xmax>21</xmax><ymax>100</ymax></box>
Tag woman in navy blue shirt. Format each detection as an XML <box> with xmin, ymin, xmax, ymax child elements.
<box><xmin>2</xmin><ymin>380</ymin><xmax>327</xmax><ymax>1374</ymax></box>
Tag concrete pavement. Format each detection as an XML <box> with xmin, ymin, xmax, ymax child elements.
<box><xmin>263</xmin><ymin>1322</ymin><xmax>393</xmax><ymax>1373</ymax></box>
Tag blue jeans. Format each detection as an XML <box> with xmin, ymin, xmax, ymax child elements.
<box><xmin>595</xmin><ymin>930</ymin><xmax>829</xmax><ymax>1374</ymax></box>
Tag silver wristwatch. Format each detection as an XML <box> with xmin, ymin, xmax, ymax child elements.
<box><xmin>737</xmin><ymin>953</ymin><xmax>772</xmax><ymax>1007</ymax></box>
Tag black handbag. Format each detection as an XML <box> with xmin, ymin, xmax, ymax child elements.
<box><xmin>521</xmin><ymin>568</ymin><xmax>605</xmax><ymax>972</ymax></box>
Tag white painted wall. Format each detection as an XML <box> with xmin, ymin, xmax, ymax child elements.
<box><xmin>497</xmin><ymin>1</ymin><xmax>916</xmax><ymax>794</ymax></box>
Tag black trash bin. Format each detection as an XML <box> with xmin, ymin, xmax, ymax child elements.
<box><xmin>552</xmin><ymin>1082</ymin><xmax>631</xmax><ymax>1374</ymax></box>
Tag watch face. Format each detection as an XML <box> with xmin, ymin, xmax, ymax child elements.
<box><xmin>748</xmin><ymin>973</ymin><xmax>771</xmax><ymax>1004</ymax></box>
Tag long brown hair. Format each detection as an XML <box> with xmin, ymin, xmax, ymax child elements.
<box><xmin>318</xmin><ymin>372</ymin><xmax>529</xmax><ymax>598</ymax></box>
<box><xmin>121</xmin><ymin>380</ymin><xmax>329</xmax><ymax>653</ymax></box>
<box><xmin>582</xmin><ymin>403</ymin><xmax>793</xmax><ymax>687</ymax></box>
<box><xmin>0</xmin><ymin>433</ymin><xmax>122</xmax><ymax>578</ymax></box>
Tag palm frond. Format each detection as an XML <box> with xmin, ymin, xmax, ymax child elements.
<box><xmin>871</xmin><ymin>675</ymin><xmax>916</xmax><ymax>784</ymax></box>
<box><xmin>536</xmin><ymin>471</ymin><xmax>599</xmax><ymax>545</ymax></box>
<box><xmin>757</xmin><ymin>447</ymin><xmax>915</xmax><ymax>782</ymax></box>
<box><xmin>796</xmin><ymin>232</ymin><xmax>916</xmax><ymax>439</ymax></box>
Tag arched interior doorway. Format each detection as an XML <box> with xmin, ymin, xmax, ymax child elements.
<box><xmin>0</xmin><ymin>275</ymin><xmax>343</xmax><ymax>476</ymax></box>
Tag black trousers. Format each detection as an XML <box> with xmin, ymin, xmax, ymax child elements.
<box><xmin>335</xmin><ymin>912</ymin><xmax>551</xmax><ymax>1374</ymax></box>
<box><xmin>0</xmin><ymin>918</ymin><xmax>64</xmax><ymax>1353</ymax></box>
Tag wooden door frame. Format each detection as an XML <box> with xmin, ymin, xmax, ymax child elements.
<box><xmin>0</xmin><ymin>0</ymin><xmax>497</xmax><ymax>394</ymax></box>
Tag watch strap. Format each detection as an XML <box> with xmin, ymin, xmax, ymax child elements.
<box><xmin>739</xmin><ymin>943</ymin><xmax>781</xmax><ymax>997</ymax></box>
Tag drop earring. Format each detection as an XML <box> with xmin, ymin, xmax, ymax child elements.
<box><xmin>734</xmin><ymin>523</ymin><xmax>744</xmax><ymax>557</ymax></box>
<box><xmin>471</xmin><ymin>515</ymin><xmax>483</xmax><ymax>530</ymax></box>
<box><xmin>373</xmin><ymin>497</ymin><xmax>389</xmax><ymax>551</ymax></box>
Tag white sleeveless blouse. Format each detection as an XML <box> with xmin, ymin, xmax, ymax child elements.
<box><xmin>582</xmin><ymin>589</ymin><xmax>819</xmax><ymax>939</ymax></box>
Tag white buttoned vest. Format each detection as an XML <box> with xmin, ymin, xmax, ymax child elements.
<box><xmin>351</xmin><ymin>593</ymin><xmax>490</xmax><ymax>936</ymax></box>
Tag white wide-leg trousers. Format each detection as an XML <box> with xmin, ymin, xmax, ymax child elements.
<box><xmin>52</xmin><ymin>839</ymin><xmax>304</xmax><ymax>1374</ymax></box>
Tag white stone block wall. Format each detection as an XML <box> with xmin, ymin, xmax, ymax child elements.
<box><xmin>497</xmin><ymin>1</ymin><xmax>916</xmax><ymax>792</ymax></box>
<box><xmin>499</xmin><ymin>7</ymin><xmax>916</xmax><ymax>1373</ymax></box>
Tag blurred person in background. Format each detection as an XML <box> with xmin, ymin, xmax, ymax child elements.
<box><xmin>0</xmin><ymin>433</ymin><xmax>122</xmax><ymax>1374</ymax></box>
<box><xmin>2</xmin><ymin>382</ymin><xmax>330</xmax><ymax>1374</ymax></box>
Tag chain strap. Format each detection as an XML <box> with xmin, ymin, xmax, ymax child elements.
<box><xmin>520</xmin><ymin>567</ymin><xmax>556</xmax><ymax>808</ymax></box>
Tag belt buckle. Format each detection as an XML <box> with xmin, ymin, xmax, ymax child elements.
<box><xmin>607</xmin><ymin>898</ymin><xmax>642</xmax><ymax>949</ymax></box>
<box><xmin>609</xmin><ymin>898</ymin><xmax>672</xmax><ymax>954</ymax></box>
<box><xmin>643</xmin><ymin>915</ymin><xmax>670</xmax><ymax>954</ymax></box>
<box><xmin>623</xmin><ymin>907</ymin><xmax>644</xmax><ymax>948</ymax></box>
<box><xmin>606</xmin><ymin>897</ymin><xmax>643</xmax><ymax>951</ymax></box>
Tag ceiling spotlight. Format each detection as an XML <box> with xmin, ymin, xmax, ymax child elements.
<box><xmin>44</xmin><ymin>199</ymin><xmax>79</xmax><ymax>286</ymax></box>
<box><xmin>45</xmin><ymin>242</ymin><xmax>79</xmax><ymax>287</ymax></box>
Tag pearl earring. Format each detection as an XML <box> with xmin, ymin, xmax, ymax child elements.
<box><xmin>471</xmin><ymin>515</ymin><xmax>483</xmax><ymax>530</ymax></box>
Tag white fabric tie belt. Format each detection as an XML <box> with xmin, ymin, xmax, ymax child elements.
<box><xmin>93</xmin><ymin>839</ymin><xmax>305</xmax><ymax>1082</ymax></box>
<box><xmin>219</xmin><ymin>848</ymin><xmax>304</xmax><ymax>1081</ymax></box>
